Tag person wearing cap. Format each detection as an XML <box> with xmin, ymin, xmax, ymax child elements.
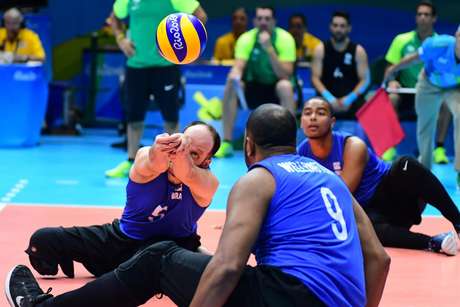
<box><xmin>385</xmin><ymin>25</ymin><xmax>460</xmax><ymax>186</ymax></box>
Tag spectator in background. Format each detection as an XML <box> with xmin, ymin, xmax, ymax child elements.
<box><xmin>105</xmin><ymin>0</ymin><xmax>207</xmax><ymax>178</ymax></box>
<box><xmin>214</xmin><ymin>6</ymin><xmax>296</xmax><ymax>158</ymax></box>
<box><xmin>383</xmin><ymin>0</ymin><xmax>451</xmax><ymax>163</ymax></box>
<box><xmin>311</xmin><ymin>11</ymin><xmax>370</xmax><ymax>119</ymax></box>
<box><xmin>385</xmin><ymin>26</ymin><xmax>460</xmax><ymax>187</ymax></box>
<box><xmin>288</xmin><ymin>13</ymin><xmax>321</xmax><ymax>63</ymax></box>
<box><xmin>212</xmin><ymin>7</ymin><xmax>247</xmax><ymax>63</ymax></box>
<box><xmin>0</xmin><ymin>7</ymin><xmax>45</xmax><ymax>63</ymax></box>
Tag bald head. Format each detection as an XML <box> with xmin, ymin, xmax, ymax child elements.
<box><xmin>4</xmin><ymin>7</ymin><xmax>23</xmax><ymax>21</ymax></box>
<box><xmin>246</xmin><ymin>104</ymin><xmax>297</xmax><ymax>149</ymax></box>
<box><xmin>3</xmin><ymin>8</ymin><xmax>23</xmax><ymax>35</ymax></box>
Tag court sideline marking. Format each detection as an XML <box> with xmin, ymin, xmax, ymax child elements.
<box><xmin>0</xmin><ymin>179</ymin><xmax>29</xmax><ymax>205</ymax></box>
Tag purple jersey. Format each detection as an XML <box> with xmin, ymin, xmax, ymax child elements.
<box><xmin>119</xmin><ymin>173</ymin><xmax>206</xmax><ymax>240</ymax></box>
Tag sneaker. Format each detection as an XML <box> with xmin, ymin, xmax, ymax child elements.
<box><xmin>105</xmin><ymin>160</ymin><xmax>133</xmax><ymax>178</ymax></box>
<box><xmin>110</xmin><ymin>139</ymin><xmax>127</xmax><ymax>149</ymax></box>
<box><xmin>433</xmin><ymin>146</ymin><xmax>449</xmax><ymax>164</ymax></box>
<box><xmin>454</xmin><ymin>224</ymin><xmax>460</xmax><ymax>239</ymax></box>
<box><xmin>5</xmin><ymin>265</ymin><xmax>53</xmax><ymax>307</ymax></box>
<box><xmin>214</xmin><ymin>141</ymin><xmax>234</xmax><ymax>158</ymax></box>
<box><xmin>428</xmin><ymin>232</ymin><xmax>458</xmax><ymax>256</ymax></box>
<box><xmin>381</xmin><ymin>147</ymin><xmax>397</xmax><ymax>162</ymax></box>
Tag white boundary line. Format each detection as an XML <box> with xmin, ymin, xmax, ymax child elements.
<box><xmin>0</xmin><ymin>179</ymin><xmax>28</xmax><ymax>203</ymax></box>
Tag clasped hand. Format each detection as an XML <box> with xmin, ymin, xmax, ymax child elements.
<box><xmin>154</xmin><ymin>133</ymin><xmax>191</xmax><ymax>159</ymax></box>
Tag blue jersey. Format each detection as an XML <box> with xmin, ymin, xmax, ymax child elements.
<box><xmin>297</xmin><ymin>131</ymin><xmax>390</xmax><ymax>206</ymax></box>
<box><xmin>251</xmin><ymin>154</ymin><xmax>366</xmax><ymax>307</ymax></box>
<box><xmin>418</xmin><ymin>35</ymin><xmax>460</xmax><ymax>88</ymax></box>
<box><xmin>119</xmin><ymin>173</ymin><xmax>206</xmax><ymax>240</ymax></box>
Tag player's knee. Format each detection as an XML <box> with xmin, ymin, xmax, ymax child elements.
<box><xmin>115</xmin><ymin>241</ymin><xmax>177</xmax><ymax>304</ymax></box>
<box><xmin>276</xmin><ymin>79</ymin><xmax>293</xmax><ymax>94</ymax></box>
<box><xmin>395</xmin><ymin>155</ymin><xmax>422</xmax><ymax>169</ymax></box>
<box><xmin>128</xmin><ymin>121</ymin><xmax>144</xmax><ymax>130</ymax></box>
<box><xmin>28</xmin><ymin>227</ymin><xmax>59</xmax><ymax>254</ymax></box>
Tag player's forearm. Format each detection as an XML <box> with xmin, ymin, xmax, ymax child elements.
<box><xmin>311</xmin><ymin>75</ymin><xmax>327</xmax><ymax>93</ymax></box>
<box><xmin>312</xmin><ymin>76</ymin><xmax>337</xmax><ymax>104</ymax></box>
<box><xmin>351</xmin><ymin>70</ymin><xmax>370</xmax><ymax>96</ymax></box>
<box><xmin>364</xmin><ymin>254</ymin><xmax>391</xmax><ymax>307</ymax></box>
<box><xmin>110</xmin><ymin>13</ymin><xmax>126</xmax><ymax>41</ymax></box>
<box><xmin>391</xmin><ymin>53</ymin><xmax>421</xmax><ymax>75</ymax></box>
<box><xmin>266</xmin><ymin>47</ymin><xmax>292</xmax><ymax>79</ymax></box>
<box><xmin>171</xmin><ymin>159</ymin><xmax>217</xmax><ymax>198</ymax></box>
<box><xmin>132</xmin><ymin>146</ymin><xmax>168</xmax><ymax>178</ymax></box>
<box><xmin>353</xmin><ymin>202</ymin><xmax>390</xmax><ymax>307</ymax></box>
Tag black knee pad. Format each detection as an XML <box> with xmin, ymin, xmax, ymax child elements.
<box><xmin>28</xmin><ymin>254</ymin><xmax>58</xmax><ymax>276</ymax></box>
<box><xmin>115</xmin><ymin>241</ymin><xmax>177</xmax><ymax>305</ymax></box>
<box><xmin>27</xmin><ymin>228</ymin><xmax>59</xmax><ymax>254</ymax></box>
<box><xmin>26</xmin><ymin>228</ymin><xmax>75</xmax><ymax>278</ymax></box>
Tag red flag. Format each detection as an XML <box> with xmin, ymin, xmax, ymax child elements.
<box><xmin>356</xmin><ymin>88</ymin><xmax>405</xmax><ymax>156</ymax></box>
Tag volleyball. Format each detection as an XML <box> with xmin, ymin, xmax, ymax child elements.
<box><xmin>156</xmin><ymin>13</ymin><xmax>207</xmax><ymax>65</ymax></box>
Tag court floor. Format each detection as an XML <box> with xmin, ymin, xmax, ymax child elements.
<box><xmin>0</xmin><ymin>129</ymin><xmax>459</xmax><ymax>306</ymax></box>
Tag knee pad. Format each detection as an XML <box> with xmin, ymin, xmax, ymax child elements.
<box><xmin>28</xmin><ymin>254</ymin><xmax>58</xmax><ymax>276</ymax></box>
<box><xmin>26</xmin><ymin>228</ymin><xmax>60</xmax><ymax>264</ymax></box>
<box><xmin>26</xmin><ymin>228</ymin><xmax>75</xmax><ymax>278</ymax></box>
<box><xmin>115</xmin><ymin>241</ymin><xmax>177</xmax><ymax>305</ymax></box>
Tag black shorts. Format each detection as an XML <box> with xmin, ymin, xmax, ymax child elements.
<box><xmin>396</xmin><ymin>93</ymin><xmax>416</xmax><ymax>120</ymax></box>
<box><xmin>26</xmin><ymin>219</ymin><xmax>201</xmax><ymax>277</ymax></box>
<box><xmin>364</xmin><ymin>156</ymin><xmax>427</xmax><ymax>228</ymax></box>
<box><xmin>124</xmin><ymin>65</ymin><xmax>181</xmax><ymax>123</ymax></box>
<box><xmin>115</xmin><ymin>241</ymin><xmax>325</xmax><ymax>307</ymax></box>
<box><xmin>244</xmin><ymin>82</ymin><xmax>280</xmax><ymax>110</ymax></box>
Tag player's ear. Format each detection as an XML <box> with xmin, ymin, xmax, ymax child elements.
<box><xmin>331</xmin><ymin>116</ymin><xmax>336</xmax><ymax>128</ymax></box>
<box><xmin>245</xmin><ymin>136</ymin><xmax>255</xmax><ymax>157</ymax></box>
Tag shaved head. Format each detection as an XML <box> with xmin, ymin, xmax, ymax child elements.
<box><xmin>4</xmin><ymin>7</ymin><xmax>23</xmax><ymax>21</ymax></box>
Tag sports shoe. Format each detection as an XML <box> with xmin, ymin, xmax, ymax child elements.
<box><xmin>110</xmin><ymin>139</ymin><xmax>127</xmax><ymax>149</ymax></box>
<box><xmin>433</xmin><ymin>146</ymin><xmax>449</xmax><ymax>164</ymax></box>
<box><xmin>105</xmin><ymin>160</ymin><xmax>133</xmax><ymax>178</ymax></box>
<box><xmin>454</xmin><ymin>223</ymin><xmax>460</xmax><ymax>239</ymax></box>
<box><xmin>214</xmin><ymin>141</ymin><xmax>234</xmax><ymax>158</ymax></box>
<box><xmin>5</xmin><ymin>265</ymin><xmax>53</xmax><ymax>307</ymax></box>
<box><xmin>428</xmin><ymin>232</ymin><xmax>458</xmax><ymax>256</ymax></box>
<box><xmin>381</xmin><ymin>147</ymin><xmax>397</xmax><ymax>162</ymax></box>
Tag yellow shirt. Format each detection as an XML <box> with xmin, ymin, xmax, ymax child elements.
<box><xmin>296</xmin><ymin>32</ymin><xmax>321</xmax><ymax>62</ymax></box>
<box><xmin>213</xmin><ymin>32</ymin><xmax>237</xmax><ymax>62</ymax></box>
<box><xmin>0</xmin><ymin>28</ymin><xmax>45</xmax><ymax>60</ymax></box>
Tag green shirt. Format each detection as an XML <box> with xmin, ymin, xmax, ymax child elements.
<box><xmin>113</xmin><ymin>0</ymin><xmax>200</xmax><ymax>68</ymax></box>
<box><xmin>385</xmin><ymin>30</ymin><xmax>436</xmax><ymax>88</ymax></box>
<box><xmin>235</xmin><ymin>28</ymin><xmax>296</xmax><ymax>85</ymax></box>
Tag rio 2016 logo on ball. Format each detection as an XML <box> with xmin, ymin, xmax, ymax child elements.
<box><xmin>156</xmin><ymin>13</ymin><xmax>207</xmax><ymax>65</ymax></box>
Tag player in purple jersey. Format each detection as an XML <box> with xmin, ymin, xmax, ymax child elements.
<box><xmin>5</xmin><ymin>104</ymin><xmax>389</xmax><ymax>307</ymax></box>
<box><xmin>22</xmin><ymin>121</ymin><xmax>220</xmax><ymax>281</ymax></box>
<box><xmin>298</xmin><ymin>97</ymin><xmax>460</xmax><ymax>255</ymax></box>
